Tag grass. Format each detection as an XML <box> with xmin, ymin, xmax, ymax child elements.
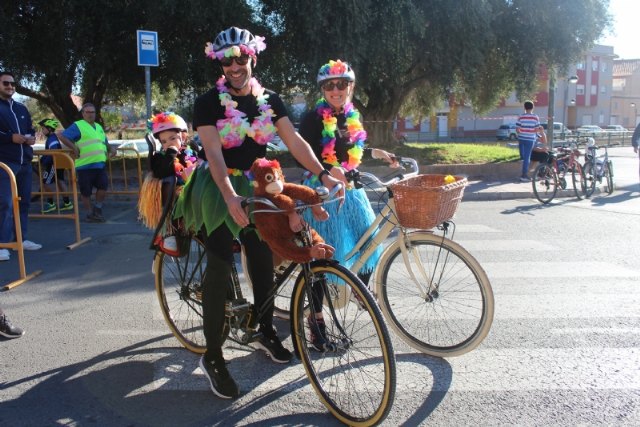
<box><xmin>273</xmin><ymin>141</ymin><xmax>520</xmax><ymax>167</ymax></box>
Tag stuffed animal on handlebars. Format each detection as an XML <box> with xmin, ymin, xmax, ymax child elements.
<box><xmin>249</xmin><ymin>158</ymin><xmax>335</xmax><ymax>263</ymax></box>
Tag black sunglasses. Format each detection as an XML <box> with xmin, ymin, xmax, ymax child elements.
<box><xmin>321</xmin><ymin>80</ymin><xmax>349</xmax><ymax>91</ymax></box>
<box><xmin>219</xmin><ymin>54</ymin><xmax>250</xmax><ymax>67</ymax></box>
<box><xmin>2</xmin><ymin>81</ymin><xmax>16</xmax><ymax>87</ymax></box>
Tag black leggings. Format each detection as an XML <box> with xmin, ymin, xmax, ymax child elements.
<box><xmin>311</xmin><ymin>270</ymin><xmax>372</xmax><ymax>315</ymax></box>
<box><xmin>202</xmin><ymin>224</ymin><xmax>274</xmax><ymax>362</ymax></box>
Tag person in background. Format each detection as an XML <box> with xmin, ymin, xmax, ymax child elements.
<box><xmin>0</xmin><ymin>71</ymin><xmax>42</xmax><ymax>262</ymax></box>
<box><xmin>58</xmin><ymin>103</ymin><xmax>116</xmax><ymax>222</ymax></box>
<box><xmin>173</xmin><ymin>26</ymin><xmax>341</xmax><ymax>399</ymax></box>
<box><xmin>516</xmin><ymin>100</ymin><xmax>546</xmax><ymax>182</ymax></box>
<box><xmin>297</xmin><ymin>59</ymin><xmax>397</xmax><ymax>351</ymax></box>
<box><xmin>0</xmin><ymin>305</ymin><xmax>24</xmax><ymax>339</ymax></box>
<box><xmin>38</xmin><ymin>118</ymin><xmax>73</xmax><ymax>213</ymax></box>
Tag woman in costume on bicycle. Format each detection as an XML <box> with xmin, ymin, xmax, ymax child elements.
<box><xmin>172</xmin><ymin>27</ymin><xmax>342</xmax><ymax>399</ymax></box>
<box><xmin>298</xmin><ymin>59</ymin><xmax>398</xmax><ymax>350</ymax></box>
<box><xmin>138</xmin><ymin>112</ymin><xmax>198</xmax><ymax>256</ymax></box>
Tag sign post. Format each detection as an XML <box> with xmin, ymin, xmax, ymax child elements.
<box><xmin>136</xmin><ymin>30</ymin><xmax>159</xmax><ymax>120</ymax></box>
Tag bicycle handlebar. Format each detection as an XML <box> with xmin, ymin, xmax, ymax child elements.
<box><xmin>241</xmin><ymin>183</ymin><xmax>344</xmax><ymax>214</ymax></box>
<box><xmin>347</xmin><ymin>157</ymin><xmax>419</xmax><ymax>188</ymax></box>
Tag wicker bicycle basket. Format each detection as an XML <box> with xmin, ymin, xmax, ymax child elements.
<box><xmin>391</xmin><ymin>174</ymin><xmax>468</xmax><ymax>229</ymax></box>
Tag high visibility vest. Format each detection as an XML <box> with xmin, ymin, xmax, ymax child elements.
<box><xmin>74</xmin><ymin>120</ymin><xmax>107</xmax><ymax>168</ymax></box>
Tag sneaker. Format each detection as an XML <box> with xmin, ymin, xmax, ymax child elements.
<box><xmin>252</xmin><ymin>327</ymin><xmax>293</xmax><ymax>363</ymax></box>
<box><xmin>307</xmin><ymin>315</ymin><xmax>337</xmax><ymax>352</ymax></box>
<box><xmin>22</xmin><ymin>240</ymin><xmax>42</xmax><ymax>251</ymax></box>
<box><xmin>198</xmin><ymin>356</ymin><xmax>239</xmax><ymax>399</ymax></box>
<box><xmin>60</xmin><ymin>202</ymin><xmax>74</xmax><ymax>211</ymax></box>
<box><xmin>42</xmin><ymin>202</ymin><xmax>57</xmax><ymax>213</ymax></box>
<box><xmin>93</xmin><ymin>207</ymin><xmax>106</xmax><ymax>222</ymax></box>
<box><xmin>0</xmin><ymin>249</ymin><xmax>9</xmax><ymax>261</ymax></box>
<box><xmin>0</xmin><ymin>314</ymin><xmax>25</xmax><ymax>339</ymax></box>
<box><xmin>519</xmin><ymin>176</ymin><xmax>531</xmax><ymax>182</ymax></box>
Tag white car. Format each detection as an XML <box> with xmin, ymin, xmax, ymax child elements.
<box><xmin>576</xmin><ymin>125</ymin><xmax>604</xmax><ymax>135</ymax></box>
<box><xmin>603</xmin><ymin>125</ymin><xmax>628</xmax><ymax>132</ymax></box>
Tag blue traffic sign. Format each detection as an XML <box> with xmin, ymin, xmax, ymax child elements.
<box><xmin>137</xmin><ymin>30</ymin><xmax>159</xmax><ymax>67</ymax></box>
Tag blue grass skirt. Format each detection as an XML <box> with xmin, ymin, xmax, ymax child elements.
<box><xmin>173</xmin><ymin>163</ymin><xmax>253</xmax><ymax>237</ymax></box>
<box><xmin>302</xmin><ymin>175</ymin><xmax>382</xmax><ymax>275</ymax></box>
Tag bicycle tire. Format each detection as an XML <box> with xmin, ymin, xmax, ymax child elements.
<box><xmin>532</xmin><ymin>163</ymin><xmax>558</xmax><ymax>204</ymax></box>
<box><xmin>154</xmin><ymin>235</ymin><xmax>207</xmax><ymax>354</ymax></box>
<box><xmin>603</xmin><ymin>161</ymin><xmax>614</xmax><ymax>194</ymax></box>
<box><xmin>571</xmin><ymin>162</ymin><xmax>586</xmax><ymax>200</ymax></box>
<box><xmin>377</xmin><ymin>232</ymin><xmax>494</xmax><ymax>357</ymax></box>
<box><xmin>583</xmin><ymin>160</ymin><xmax>596</xmax><ymax>197</ymax></box>
<box><xmin>290</xmin><ymin>261</ymin><xmax>396</xmax><ymax>426</ymax></box>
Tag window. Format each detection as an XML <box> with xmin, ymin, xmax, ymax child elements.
<box><xmin>576</xmin><ymin>85</ymin><xmax>585</xmax><ymax>95</ymax></box>
<box><xmin>601</xmin><ymin>85</ymin><xmax>606</xmax><ymax>94</ymax></box>
<box><xmin>599</xmin><ymin>113</ymin><xmax>604</xmax><ymax>124</ymax></box>
<box><xmin>601</xmin><ymin>62</ymin><xmax>607</xmax><ymax>72</ymax></box>
<box><xmin>591</xmin><ymin>85</ymin><xmax>597</xmax><ymax>95</ymax></box>
<box><xmin>577</xmin><ymin>62</ymin><xmax>585</xmax><ymax>70</ymax></box>
<box><xmin>592</xmin><ymin>60</ymin><xmax>598</xmax><ymax>71</ymax></box>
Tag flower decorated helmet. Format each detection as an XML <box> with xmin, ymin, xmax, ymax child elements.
<box><xmin>316</xmin><ymin>59</ymin><xmax>356</xmax><ymax>84</ymax></box>
<box><xmin>147</xmin><ymin>112</ymin><xmax>188</xmax><ymax>138</ymax></box>
<box><xmin>204</xmin><ymin>26</ymin><xmax>266</xmax><ymax>61</ymax></box>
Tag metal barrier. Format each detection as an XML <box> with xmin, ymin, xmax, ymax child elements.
<box><xmin>30</xmin><ymin>150</ymin><xmax>91</xmax><ymax>250</ymax></box>
<box><xmin>0</xmin><ymin>162</ymin><xmax>43</xmax><ymax>290</ymax></box>
<box><xmin>107</xmin><ymin>147</ymin><xmax>143</xmax><ymax>196</ymax></box>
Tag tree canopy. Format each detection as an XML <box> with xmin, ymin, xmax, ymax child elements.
<box><xmin>1</xmin><ymin>0</ymin><xmax>611</xmax><ymax>145</ymax></box>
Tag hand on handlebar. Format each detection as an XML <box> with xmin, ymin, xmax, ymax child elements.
<box><xmin>311</xmin><ymin>205</ymin><xmax>329</xmax><ymax>222</ymax></box>
<box><xmin>227</xmin><ymin>195</ymin><xmax>250</xmax><ymax>228</ymax></box>
<box><xmin>372</xmin><ymin>148</ymin><xmax>400</xmax><ymax>168</ymax></box>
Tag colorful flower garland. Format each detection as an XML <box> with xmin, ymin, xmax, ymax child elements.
<box><xmin>204</xmin><ymin>36</ymin><xmax>266</xmax><ymax>61</ymax></box>
<box><xmin>316</xmin><ymin>99</ymin><xmax>367</xmax><ymax>171</ymax></box>
<box><xmin>215</xmin><ymin>76</ymin><xmax>277</xmax><ymax>148</ymax></box>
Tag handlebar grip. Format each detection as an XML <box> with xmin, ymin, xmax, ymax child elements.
<box><xmin>328</xmin><ymin>183</ymin><xmax>343</xmax><ymax>199</ymax></box>
<box><xmin>240</xmin><ymin>199</ymin><xmax>249</xmax><ymax>209</ymax></box>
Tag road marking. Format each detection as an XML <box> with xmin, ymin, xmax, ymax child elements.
<box><xmin>456</xmin><ymin>239</ymin><xmax>554</xmax><ymax>251</ymax></box>
<box><xmin>482</xmin><ymin>261</ymin><xmax>637</xmax><ymax>278</ymax></box>
<box><xmin>495</xmin><ymin>294</ymin><xmax>640</xmax><ymax>318</ymax></box>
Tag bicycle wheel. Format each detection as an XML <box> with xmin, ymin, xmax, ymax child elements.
<box><xmin>603</xmin><ymin>161</ymin><xmax>614</xmax><ymax>194</ymax></box>
<box><xmin>377</xmin><ymin>232</ymin><xmax>494</xmax><ymax>357</ymax></box>
<box><xmin>290</xmin><ymin>261</ymin><xmax>396</xmax><ymax>426</ymax></box>
<box><xmin>571</xmin><ymin>162</ymin><xmax>586</xmax><ymax>200</ymax></box>
<box><xmin>532</xmin><ymin>163</ymin><xmax>558</xmax><ymax>204</ymax></box>
<box><xmin>583</xmin><ymin>161</ymin><xmax>596</xmax><ymax>197</ymax></box>
<box><xmin>154</xmin><ymin>235</ymin><xmax>207</xmax><ymax>354</ymax></box>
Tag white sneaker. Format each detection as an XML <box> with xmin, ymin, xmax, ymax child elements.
<box><xmin>0</xmin><ymin>249</ymin><xmax>9</xmax><ymax>261</ymax></box>
<box><xmin>22</xmin><ymin>240</ymin><xmax>42</xmax><ymax>251</ymax></box>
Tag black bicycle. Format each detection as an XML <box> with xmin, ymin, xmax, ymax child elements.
<box><xmin>152</xmin><ymin>184</ymin><xmax>396</xmax><ymax>426</ymax></box>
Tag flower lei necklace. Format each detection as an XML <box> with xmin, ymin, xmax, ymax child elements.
<box><xmin>316</xmin><ymin>98</ymin><xmax>366</xmax><ymax>171</ymax></box>
<box><xmin>216</xmin><ymin>76</ymin><xmax>276</xmax><ymax>148</ymax></box>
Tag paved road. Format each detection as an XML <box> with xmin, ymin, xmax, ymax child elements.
<box><xmin>1</xmin><ymin>146</ymin><xmax>639</xmax><ymax>426</ymax></box>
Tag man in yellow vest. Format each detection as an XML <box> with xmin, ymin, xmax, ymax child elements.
<box><xmin>59</xmin><ymin>103</ymin><xmax>116</xmax><ymax>222</ymax></box>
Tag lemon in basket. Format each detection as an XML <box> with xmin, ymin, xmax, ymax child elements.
<box><xmin>444</xmin><ymin>175</ymin><xmax>456</xmax><ymax>184</ymax></box>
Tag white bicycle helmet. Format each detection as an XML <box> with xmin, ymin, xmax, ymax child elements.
<box><xmin>148</xmin><ymin>112</ymin><xmax>188</xmax><ymax>137</ymax></box>
<box><xmin>205</xmin><ymin>26</ymin><xmax>266</xmax><ymax>61</ymax></box>
<box><xmin>316</xmin><ymin>59</ymin><xmax>356</xmax><ymax>84</ymax></box>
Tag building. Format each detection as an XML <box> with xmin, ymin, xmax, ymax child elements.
<box><xmin>611</xmin><ymin>59</ymin><xmax>640</xmax><ymax>127</ymax></box>
<box><xmin>396</xmin><ymin>44</ymin><xmax>623</xmax><ymax>139</ymax></box>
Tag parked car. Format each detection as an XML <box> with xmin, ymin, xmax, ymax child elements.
<box><xmin>113</xmin><ymin>139</ymin><xmax>154</xmax><ymax>158</ymax></box>
<box><xmin>496</xmin><ymin>124</ymin><xmax>517</xmax><ymax>140</ymax></box>
<box><xmin>541</xmin><ymin>122</ymin><xmax>572</xmax><ymax>138</ymax></box>
<box><xmin>267</xmin><ymin>135</ymin><xmax>288</xmax><ymax>152</ymax></box>
<box><xmin>603</xmin><ymin>125</ymin><xmax>628</xmax><ymax>132</ymax></box>
<box><xmin>576</xmin><ymin>125</ymin><xmax>604</xmax><ymax>136</ymax></box>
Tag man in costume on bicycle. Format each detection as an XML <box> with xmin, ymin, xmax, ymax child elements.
<box><xmin>173</xmin><ymin>26</ymin><xmax>342</xmax><ymax>399</ymax></box>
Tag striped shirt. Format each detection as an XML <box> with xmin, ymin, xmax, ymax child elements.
<box><xmin>516</xmin><ymin>113</ymin><xmax>541</xmax><ymax>143</ymax></box>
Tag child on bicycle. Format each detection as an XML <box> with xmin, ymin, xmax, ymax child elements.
<box><xmin>138</xmin><ymin>112</ymin><xmax>200</xmax><ymax>256</ymax></box>
<box><xmin>38</xmin><ymin>118</ymin><xmax>73</xmax><ymax>213</ymax></box>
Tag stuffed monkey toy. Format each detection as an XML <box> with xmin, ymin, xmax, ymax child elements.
<box><xmin>249</xmin><ymin>158</ymin><xmax>335</xmax><ymax>263</ymax></box>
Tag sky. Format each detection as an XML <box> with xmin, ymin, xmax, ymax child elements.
<box><xmin>597</xmin><ymin>0</ymin><xmax>640</xmax><ymax>59</ymax></box>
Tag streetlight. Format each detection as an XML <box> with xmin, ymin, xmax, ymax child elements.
<box><xmin>631</xmin><ymin>102</ymin><xmax>637</xmax><ymax>127</ymax></box>
<box><xmin>562</xmin><ymin>75</ymin><xmax>579</xmax><ymax>139</ymax></box>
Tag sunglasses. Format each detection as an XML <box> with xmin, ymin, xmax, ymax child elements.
<box><xmin>2</xmin><ymin>81</ymin><xmax>16</xmax><ymax>87</ymax></box>
<box><xmin>219</xmin><ymin>54</ymin><xmax>250</xmax><ymax>67</ymax></box>
<box><xmin>321</xmin><ymin>80</ymin><xmax>349</xmax><ymax>91</ymax></box>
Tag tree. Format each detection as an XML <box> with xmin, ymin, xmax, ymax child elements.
<box><xmin>257</xmin><ymin>0</ymin><xmax>612</xmax><ymax>146</ymax></box>
<box><xmin>0</xmin><ymin>0</ymin><xmax>254</xmax><ymax>126</ymax></box>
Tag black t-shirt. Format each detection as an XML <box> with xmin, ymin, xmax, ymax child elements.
<box><xmin>193</xmin><ymin>83</ymin><xmax>289</xmax><ymax>170</ymax></box>
<box><xmin>299</xmin><ymin>109</ymin><xmax>368</xmax><ymax>170</ymax></box>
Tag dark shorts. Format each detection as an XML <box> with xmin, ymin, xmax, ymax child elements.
<box><xmin>77</xmin><ymin>168</ymin><xmax>108</xmax><ymax>197</ymax></box>
<box><xmin>42</xmin><ymin>166</ymin><xmax>66</xmax><ymax>186</ymax></box>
